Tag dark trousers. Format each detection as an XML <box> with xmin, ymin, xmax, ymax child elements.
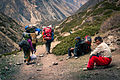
<box><xmin>32</xmin><ymin>43</ymin><xmax>36</xmax><ymax>52</ymax></box>
<box><xmin>68</xmin><ymin>47</ymin><xmax>80</xmax><ymax>57</ymax></box>
<box><xmin>45</xmin><ymin>42</ymin><xmax>51</xmax><ymax>53</ymax></box>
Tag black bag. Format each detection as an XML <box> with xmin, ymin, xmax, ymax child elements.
<box><xmin>18</xmin><ymin>40</ymin><xmax>30</xmax><ymax>50</ymax></box>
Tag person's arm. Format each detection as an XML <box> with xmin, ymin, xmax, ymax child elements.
<box><xmin>90</xmin><ymin>45</ymin><xmax>102</xmax><ymax>56</ymax></box>
<box><xmin>70</xmin><ymin>48</ymin><xmax>74</xmax><ymax>50</ymax></box>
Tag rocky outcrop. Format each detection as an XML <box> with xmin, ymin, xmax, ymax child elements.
<box><xmin>0</xmin><ymin>13</ymin><xmax>23</xmax><ymax>54</ymax></box>
<box><xmin>0</xmin><ymin>0</ymin><xmax>88</xmax><ymax>25</ymax></box>
<box><xmin>102</xmin><ymin>28</ymin><xmax>120</xmax><ymax>52</ymax></box>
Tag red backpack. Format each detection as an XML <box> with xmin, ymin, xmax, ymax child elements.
<box><xmin>42</xmin><ymin>27</ymin><xmax>52</xmax><ymax>40</ymax></box>
<box><xmin>85</xmin><ymin>35</ymin><xmax>92</xmax><ymax>45</ymax></box>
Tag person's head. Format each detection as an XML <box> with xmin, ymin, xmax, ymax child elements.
<box><xmin>75</xmin><ymin>37</ymin><xmax>81</xmax><ymax>43</ymax></box>
<box><xmin>94</xmin><ymin>36</ymin><xmax>103</xmax><ymax>45</ymax></box>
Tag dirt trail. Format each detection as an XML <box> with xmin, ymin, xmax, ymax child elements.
<box><xmin>5</xmin><ymin>41</ymin><xmax>120</xmax><ymax>80</ymax></box>
<box><xmin>14</xmin><ymin>41</ymin><xmax>71</xmax><ymax>80</ymax></box>
<box><xmin>13</xmin><ymin>41</ymin><xmax>89</xmax><ymax>80</ymax></box>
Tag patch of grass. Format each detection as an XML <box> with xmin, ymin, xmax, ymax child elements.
<box><xmin>57</xmin><ymin>36</ymin><xmax>66</xmax><ymax>41</ymax></box>
<box><xmin>93</xmin><ymin>0</ymin><xmax>107</xmax><ymax>9</ymax></box>
<box><xmin>103</xmin><ymin>10</ymin><xmax>113</xmax><ymax>15</ymax></box>
<box><xmin>54</xmin><ymin>31</ymin><xmax>60</xmax><ymax>36</ymax></box>
<box><xmin>103</xmin><ymin>2</ymin><xmax>117</xmax><ymax>10</ymax></box>
<box><xmin>91</xmin><ymin>8</ymin><xmax>105</xmax><ymax>16</ymax></box>
<box><xmin>59</xmin><ymin>11</ymin><xmax>86</xmax><ymax>33</ymax></box>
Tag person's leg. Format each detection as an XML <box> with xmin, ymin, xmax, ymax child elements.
<box><xmin>87</xmin><ymin>55</ymin><xmax>112</xmax><ymax>69</ymax></box>
<box><xmin>45</xmin><ymin>42</ymin><xmax>51</xmax><ymax>53</ymax></box>
<box><xmin>74</xmin><ymin>47</ymin><xmax>78</xmax><ymax>57</ymax></box>
<box><xmin>24</xmin><ymin>50</ymin><xmax>30</xmax><ymax>65</ymax></box>
<box><xmin>68</xmin><ymin>47</ymin><xmax>73</xmax><ymax>56</ymax></box>
<box><xmin>32</xmin><ymin>43</ymin><xmax>36</xmax><ymax>52</ymax></box>
<box><xmin>27</xmin><ymin>39</ymin><xmax>34</xmax><ymax>54</ymax></box>
<box><xmin>49</xmin><ymin>42</ymin><xmax>51</xmax><ymax>53</ymax></box>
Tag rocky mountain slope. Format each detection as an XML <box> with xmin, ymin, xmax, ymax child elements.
<box><xmin>0</xmin><ymin>12</ymin><xmax>23</xmax><ymax>54</ymax></box>
<box><xmin>77</xmin><ymin>0</ymin><xmax>104</xmax><ymax>12</ymax></box>
<box><xmin>0</xmin><ymin>0</ymin><xmax>88</xmax><ymax>25</ymax></box>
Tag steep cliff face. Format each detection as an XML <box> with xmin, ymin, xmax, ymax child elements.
<box><xmin>0</xmin><ymin>0</ymin><xmax>88</xmax><ymax>25</ymax></box>
<box><xmin>0</xmin><ymin>12</ymin><xmax>23</xmax><ymax>54</ymax></box>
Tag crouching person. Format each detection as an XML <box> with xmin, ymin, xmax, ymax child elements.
<box><xmin>67</xmin><ymin>37</ymin><xmax>83</xmax><ymax>59</ymax></box>
<box><xmin>83</xmin><ymin>36</ymin><xmax>112</xmax><ymax>70</ymax></box>
<box><xmin>19</xmin><ymin>40</ymin><xmax>31</xmax><ymax>65</ymax></box>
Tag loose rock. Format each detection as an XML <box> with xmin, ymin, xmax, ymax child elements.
<box><xmin>52</xmin><ymin>62</ymin><xmax>58</xmax><ymax>65</ymax></box>
<box><xmin>16</xmin><ymin>62</ymin><xmax>23</xmax><ymax>65</ymax></box>
<box><xmin>37</xmin><ymin>69</ymin><xmax>42</xmax><ymax>71</ymax></box>
<box><xmin>5</xmin><ymin>66</ymin><xmax>9</xmax><ymax>70</ymax></box>
<box><xmin>39</xmin><ymin>54</ymin><xmax>44</xmax><ymax>57</ymax></box>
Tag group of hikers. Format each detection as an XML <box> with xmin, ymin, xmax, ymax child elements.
<box><xmin>18</xmin><ymin>24</ymin><xmax>112</xmax><ymax>71</ymax></box>
<box><xmin>66</xmin><ymin>36</ymin><xmax>112</xmax><ymax>71</ymax></box>
<box><xmin>67</xmin><ymin>35</ymin><xmax>92</xmax><ymax>59</ymax></box>
<box><xmin>18</xmin><ymin>25</ymin><xmax>54</xmax><ymax>65</ymax></box>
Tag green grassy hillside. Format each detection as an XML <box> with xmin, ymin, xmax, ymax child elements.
<box><xmin>53</xmin><ymin>0</ymin><xmax>120</xmax><ymax>55</ymax></box>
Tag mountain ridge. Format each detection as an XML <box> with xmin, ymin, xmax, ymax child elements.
<box><xmin>0</xmin><ymin>0</ymin><xmax>88</xmax><ymax>25</ymax></box>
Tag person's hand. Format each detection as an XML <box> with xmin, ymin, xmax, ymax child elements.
<box><xmin>70</xmin><ymin>48</ymin><xmax>74</xmax><ymax>50</ymax></box>
<box><xmin>19</xmin><ymin>48</ymin><xmax>22</xmax><ymax>51</ymax></box>
<box><xmin>43</xmin><ymin>39</ymin><xmax>47</xmax><ymax>43</ymax></box>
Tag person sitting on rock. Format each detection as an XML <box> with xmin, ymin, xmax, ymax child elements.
<box><xmin>66</xmin><ymin>37</ymin><xmax>83</xmax><ymax>59</ymax></box>
<box><xmin>83</xmin><ymin>36</ymin><xmax>112</xmax><ymax>71</ymax></box>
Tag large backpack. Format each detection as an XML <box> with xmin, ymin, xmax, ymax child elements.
<box><xmin>30</xmin><ymin>33</ymin><xmax>37</xmax><ymax>44</ymax></box>
<box><xmin>82</xmin><ymin>35</ymin><xmax>92</xmax><ymax>53</ymax></box>
<box><xmin>84</xmin><ymin>35</ymin><xmax>92</xmax><ymax>45</ymax></box>
<box><xmin>23</xmin><ymin>32</ymin><xmax>31</xmax><ymax>40</ymax></box>
<box><xmin>42</xmin><ymin>27</ymin><xmax>53</xmax><ymax>40</ymax></box>
<box><xmin>18</xmin><ymin>40</ymin><xmax>30</xmax><ymax>50</ymax></box>
<box><xmin>26</xmin><ymin>27</ymin><xmax>35</xmax><ymax>33</ymax></box>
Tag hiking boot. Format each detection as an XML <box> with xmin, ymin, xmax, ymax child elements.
<box><xmin>26</xmin><ymin>62</ymin><xmax>30</xmax><ymax>65</ymax></box>
<box><xmin>24</xmin><ymin>60</ymin><xmax>26</xmax><ymax>63</ymax></box>
<box><xmin>83</xmin><ymin>68</ymin><xmax>93</xmax><ymax>71</ymax></box>
<box><xmin>66</xmin><ymin>56</ymin><xmax>71</xmax><ymax>60</ymax></box>
<box><xmin>83</xmin><ymin>68</ymin><xmax>88</xmax><ymax>71</ymax></box>
<box><xmin>74</xmin><ymin>57</ymin><xmax>78</xmax><ymax>59</ymax></box>
<box><xmin>46</xmin><ymin>52</ymin><xmax>50</xmax><ymax>54</ymax></box>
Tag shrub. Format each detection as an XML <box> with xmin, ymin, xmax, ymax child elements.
<box><xmin>91</xmin><ymin>8</ymin><xmax>105</xmax><ymax>16</ymax></box>
<box><xmin>103</xmin><ymin>10</ymin><xmax>113</xmax><ymax>15</ymax></box>
<box><xmin>57</xmin><ymin>36</ymin><xmax>65</xmax><ymax>41</ymax></box>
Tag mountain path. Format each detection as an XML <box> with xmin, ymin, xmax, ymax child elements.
<box><xmin>13</xmin><ymin>40</ymin><xmax>90</xmax><ymax>80</ymax></box>
<box><xmin>1</xmin><ymin>41</ymin><xmax>120</xmax><ymax>80</ymax></box>
<box><xmin>13</xmin><ymin>41</ymin><xmax>75</xmax><ymax>80</ymax></box>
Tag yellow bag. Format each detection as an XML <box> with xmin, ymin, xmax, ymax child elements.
<box><xmin>30</xmin><ymin>33</ymin><xmax>37</xmax><ymax>44</ymax></box>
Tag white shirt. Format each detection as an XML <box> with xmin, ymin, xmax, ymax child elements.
<box><xmin>90</xmin><ymin>42</ymin><xmax>112</xmax><ymax>58</ymax></box>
